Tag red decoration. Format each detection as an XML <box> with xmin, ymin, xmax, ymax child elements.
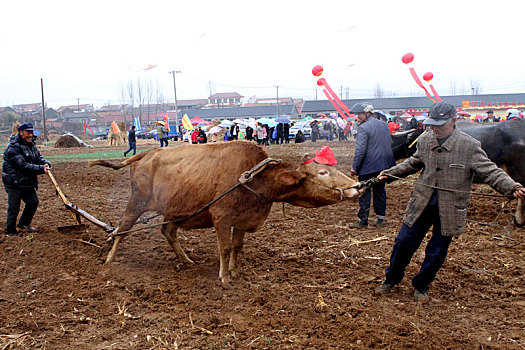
<box><xmin>304</xmin><ymin>146</ymin><xmax>337</xmax><ymax>166</ymax></box>
<box><xmin>423</xmin><ymin>72</ymin><xmax>433</xmax><ymax>82</ymax></box>
<box><xmin>402</xmin><ymin>53</ymin><xmax>414</xmax><ymax>64</ymax></box>
<box><xmin>317</xmin><ymin>78</ymin><xmax>326</xmax><ymax>86</ymax></box>
<box><xmin>312</xmin><ymin>65</ymin><xmax>324</xmax><ymax>77</ymax></box>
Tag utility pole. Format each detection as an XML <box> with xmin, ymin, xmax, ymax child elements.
<box><xmin>40</xmin><ymin>78</ymin><xmax>47</xmax><ymax>144</ymax></box>
<box><xmin>77</xmin><ymin>97</ymin><xmax>80</xmax><ymax>111</ymax></box>
<box><xmin>276</xmin><ymin>85</ymin><xmax>280</xmax><ymax>117</ymax></box>
<box><xmin>169</xmin><ymin>70</ymin><xmax>181</xmax><ymax>133</ymax></box>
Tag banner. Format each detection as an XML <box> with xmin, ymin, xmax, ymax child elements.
<box><xmin>133</xmin><ymin>116</ymin><xmax>142</xmax><ymax>131</ymax></box>
<box><xmin>164</xmin><ymin>114</ymin><xmax>170</xmax><ymax>131</ymax></box>
<box><xmin>182</xmin><ymin>114</ymin><xmax>194</xmax><ymax>131</ymax></box>
<box><xmin>111</xmin><ymin>121</ymin><xmax>120</xmax><ymax>134</ymax></box>
<box><xmin>86</xmin><ymin>122</ymin><xmax>94</xmax><ymax>134</ymax></box>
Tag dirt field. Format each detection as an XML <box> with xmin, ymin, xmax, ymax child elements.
<box><xmin>1</xmin><ymin>140</ymin><xmax>524</xmax><ymax>349</ymax></box>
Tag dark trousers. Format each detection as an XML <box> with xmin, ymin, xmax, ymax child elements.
<box><xmin>384</xmin><ymin>192</ymin><xmax>453</xmax><ymax>292</ymax></box>
<box><xmin>357</xmin><ymin>172</ymin><xmax>386</xmax><ymax>223</ymax></box>
<box><xmin>124</xmin><ymin>141</ymin><xmax>136</xmax><ymax>156</ymax></box>
<box><xmin>160</xmin><ymin>138</ymin><xmax>168</xmax><ymax>147</ymax></box>
<box><xmin>5</xmin><ymin>186</ymin><xmax>39</xmax><ymax>233</ymax></box>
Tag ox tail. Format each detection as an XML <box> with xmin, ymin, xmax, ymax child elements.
<box><xmin>88</xmin><ymin>150</ymin><xmax>151</xmax><ymax>170</ymax></box>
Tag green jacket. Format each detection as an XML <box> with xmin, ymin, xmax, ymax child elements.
<box><xmin>157</xmin><ymin>125</ymin><xmax>168</xmax><ymax>139</ymax></box>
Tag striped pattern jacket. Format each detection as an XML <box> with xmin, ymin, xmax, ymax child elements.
<box><xmin>384</xmin><ymin>128</ymin><xmax>521</xmax><ymax>236</ymax></box>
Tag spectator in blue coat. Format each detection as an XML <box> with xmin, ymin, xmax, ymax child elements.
<box><xmin>350</xmin><ymin>103</ymin><xmax>395</xmax><ymax>228</ymax></box>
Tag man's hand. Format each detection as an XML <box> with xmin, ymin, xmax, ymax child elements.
<box><xmin>350</xmin><ymin>168</ymin><xmax>357</xmax><ymax>176</ymax></box>
<box><xmin>514</xmin><ymin>187</ymin><xmax>525</xmax><ymax>199</ymax></box>
<box><xmin>43</xmin><ymin>163</ymin><xmax>50</xmax><ymax>173</ymax></box>
<box><xmin>377</xmin><ymin>171</ymin><xmax>390</xmax><ymax>182</ymax></box>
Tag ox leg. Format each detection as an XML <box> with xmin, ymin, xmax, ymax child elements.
<box><xmin>215</xmin><ymin>222</ymin><xmax>234</xmax><ymax>285</ymax></box>
<box><xmin>161</xmin><ymin>222</ymin><xmax>194</xmax><ymax>264</ymax></box>
<box><xmin>105</xmin><ymin>196</ymin><xmax>147</xmax><ymax>264</ymax></box>
<box><xmin>229</xmin><ymin>227</ymin><xmax>246</xmax><ymax>279</ymax></box>
<box><xmin>515</xmin><ymin>198</ymin><xmax>525</xmax><ymax>227</ymax></box>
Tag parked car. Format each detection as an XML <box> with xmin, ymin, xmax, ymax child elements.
<box><xmin>95</xmin><ymin>130</ymin><xmax>108</xmax><ymax>139</ymax></box>
<box><xmin>288</xmin><ymin>123</ymin><xmax>312</xmax><ymax>139</ymax></box>
<box><xmin>136</xmin><ymin>130</ymin><xmax>154</xmax><ymax>139</ymax></box>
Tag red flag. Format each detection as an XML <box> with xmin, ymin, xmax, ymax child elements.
<box><xmin>83</xmin><ymin>120</ymin><xmax>86</xmax><ymax>134</ymax></box>
<box><xmin>86</xmin><ymin>122</ymin><xmax>94</xmax><ymax>134</ymax></box>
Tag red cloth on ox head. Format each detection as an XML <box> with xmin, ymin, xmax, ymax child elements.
<box><xmin>303</xmin><ymin>146</ymin><xmax>337</xmax><ymax>166</ymax></box>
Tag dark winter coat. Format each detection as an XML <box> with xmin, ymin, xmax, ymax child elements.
<box><xmin>2</xmin><ymin>134</ymin><xmax>49</xmax><ymax>189</ymax></box>
<box><xmin>352</xmin><ymin>117</ymin><xmax>395</xmax><ymax>175</ymax></box>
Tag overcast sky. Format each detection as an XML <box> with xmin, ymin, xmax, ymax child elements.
<box><xmin>1</xmin><ymin>0</ymin><xmax>524</xmax><ymax>109</ymax></box>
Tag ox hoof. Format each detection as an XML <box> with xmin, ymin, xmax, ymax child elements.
<box><xmin>229</xmin><ymin>269</ymin><xmax>240</xmax><ymax>279</ymax></box>
<box><xmin>219</xmin><ymin>276</ymin><xmax>233</xmax><ymax>288</ymax></box>
<box><xmin>513</xmin><ymin>215</ymin><xmax>525</xmax><ymax>227</ymax></box>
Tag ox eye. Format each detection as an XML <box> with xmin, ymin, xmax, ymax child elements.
<box><xmin>318</xmin><ymin>169</ymin><xmax>330</xmax><ymax>177</ymax></box>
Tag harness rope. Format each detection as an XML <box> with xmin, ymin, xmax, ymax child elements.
<box><xmin>383</xmin><ymin>174</ymin><xmax>516</xmax><ymax>199</ymax></box>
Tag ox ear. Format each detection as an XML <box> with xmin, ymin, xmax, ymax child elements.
<box><xmin>275</xmin><ymin>169</ymin><xmax>305</xmax><ymax>186</ymax></box>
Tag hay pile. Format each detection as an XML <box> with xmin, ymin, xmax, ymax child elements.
<box><xmin>55</xmin><ymin>135</ymin><xmax>83</xmax><ymax>148</ymax></box>
<box><xmin>55</xmin><ymin>133</ymin><xmax>93</xmax><ymax>148</ymax></box>
<box><xmin>107</xmin><ymin>121</ymin><xmax>128</xmax><ymax>146</ymax></box>
<box><xmin>11</xmin><ymin>122</ymin><xmax>20</xmax><ymax>136</ymax></box>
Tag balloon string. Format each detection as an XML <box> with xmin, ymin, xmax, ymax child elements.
<box><xmin>323</xmin><ymin>89</ymin><xmax>351</xmax><ymax>120</ymax></box>
<box><xmin>429</xmin><ymin>84</ymin><xmax>443</xmax><ymax>102</ymax></box>
<box><xmin>322</xmin><ymin>81</ymin><xmax>352</xmax><ymax>116</ymax></box>
<box><xmin>409</xmin><ymin>67</ymin><xmax>435</xmax><ymax>102</ymax></box>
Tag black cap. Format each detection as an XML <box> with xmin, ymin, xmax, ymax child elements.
<box><xmin>424</xmin><ymin>102</ymin><xmax>457</xmax><ymax>126</ymax></box>
<box><xmin>18</xmin><ymin>123</ymin><xmax>35</xmax><ymax>131</ymax></box>
<box><xmin>487</xmin><ymin>110</ymin><xmax>494</xmax><ymax>114</ymax></box>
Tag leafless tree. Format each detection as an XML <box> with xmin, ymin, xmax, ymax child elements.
<box><xmin>470</xmin><ymin>78</ymin><xmax>482</xmax><ymax>95</ymax></box>
<box><xmin>136</xmin><ymin>77</ymin><xmax>144</xmax><ymax>122</ymax></box>
<box><xmin>449</xmin><ymin>79</ymin><xmax>457</xmax><ymax>95</ymax></box>
<box><xmin>374</xmin><ymin>83</ymin><xmax>385</xmax><ymax>98</ymax></box>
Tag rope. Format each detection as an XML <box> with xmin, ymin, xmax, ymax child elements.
<box><xmin>384</xmin><ymin>174</ymin><xmax>515</xmax><ymax>199</ymax></box>
<box><xmin>108</xmin><ymin>157</ymin><xmax>281</xmax><ymax>238</ymax></box>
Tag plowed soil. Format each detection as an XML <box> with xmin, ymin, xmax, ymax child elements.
<box><xmin>1</xmin><ymin>140</ymin><xmax>524</xmax><ymax>349</ymax></box>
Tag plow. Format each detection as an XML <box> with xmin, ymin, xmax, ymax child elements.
<box><xmin>47</xmin><ymin>170</ymin><xmax>116</xmax><ymax>234</ymax></box>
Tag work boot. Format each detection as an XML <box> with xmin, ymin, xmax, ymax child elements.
<box><xmin>373</xmin><ymin>219</ymin><xmax>385</xmax><ymax>227</ymax></box>
<box><xmin>350</xmin><ymin>220</ymin><xmax>368</xmax><ymax>228</ymax></box>
<box><xmin>375</xmin><ymin>281</ymin><xmax>394</xmax><ymax>295</ymax></box>
<box><xmin>5</xmin><ymin>230</ymin><xmax>18</xmax><ymax>237</ymax></box>
<box><xmin>413</xmin><ymin>289</ymin><xmax>429</xmax><ymax>302</ymax></box>
<box><xmin>18</xmin><ymin>225</ymin><xmax>38</xmax><ymax>233</ymax></box>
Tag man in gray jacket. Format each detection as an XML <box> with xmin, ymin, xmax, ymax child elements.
<box><xmin>350</xmin><ymin>102</ymin><xmax>395</xmax><ymax>227</ymax></box>
<box><xmin>376</xmin><ymin>101</ymin><xmax>525</xmax><ymax>301</ymax></box>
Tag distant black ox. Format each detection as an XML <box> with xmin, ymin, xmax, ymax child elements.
<box><xmin>391</xmin><ymin>119</ymin><xmax>525</xmax><ymax>226</ymax></box>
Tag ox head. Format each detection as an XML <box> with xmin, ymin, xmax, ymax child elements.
<box><xmin>273</xmin><ymin>147</ymin><xmax>360</xmax><ymax>207</ymax></box>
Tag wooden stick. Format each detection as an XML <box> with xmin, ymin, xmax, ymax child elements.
<box><xmin>349</xmin><ymin>236</ymin><xmax>388</xmax><ymax>246</ymax></box>
<box><xmin>66</xmin><ymin>203</ymin><xmax>115</xmax><ymax>232</ymax></box>
<box><xmin>47</xmin><ymin>171</ymin><xmax>81</xmax><ymax>225</ymax></box>
<box><xmin>189</xmin><ymin>313</ymin><xmax>213</xmax><ymax>335</ymax></box>
<box><xmin>73</xmin><ymin>239</ymin><xmax>102</xmax><ymax>248</ymax></box>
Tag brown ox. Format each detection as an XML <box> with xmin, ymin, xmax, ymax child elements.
<box><xmin>90</xmin><ymin>141</ymin><xmax>359</xmax><ymax>284</ymax></box>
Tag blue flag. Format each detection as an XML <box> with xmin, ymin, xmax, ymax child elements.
<box><xmin>133</xmin><ymin>116</ymin><xmax>142</xmax><ymax>131</ymax></box>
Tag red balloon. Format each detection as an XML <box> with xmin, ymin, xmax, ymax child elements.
<box><xmin>423</xmin><ymin>72</ymin><xmax>433</xmax><ymax>82</ymax></box>
<box><xmin>317</xmin><ymin>78</ymin><xmax>326</xmax><ymax>86</ymax></box>
<box><xmin>312</xmin><ymin>65</ymin><xmax>324</xmax><ymax>77</ymax></box>
<box><xmin>402</xmin><ymin>53</ymin><xmax>414</xmax><ymax>64</ymax></box>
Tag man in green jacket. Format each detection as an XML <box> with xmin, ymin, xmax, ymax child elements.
<box><xmin>375</xmin><ymin>101</ymin><xmax>525</xmax><ymax>301</ymax></box>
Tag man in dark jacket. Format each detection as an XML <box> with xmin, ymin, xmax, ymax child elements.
<box><xmin>350</xmin><ymin>102</ymin><xmax>395</xmax><ymax>227</ymax></box>
<box><xmin>230</xmin><ymin>123</ymin><xmax>239</xmax><ymax>140</ymax></box>
<box><xmin>124</xmin><ymin>125</ymin><xmax>136</xmax><ymax>157</ymax></box>
<box><xmin>2</xmin><ymin>123</ymin><xmax>51</xmax><ymax>236</ymax></box>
